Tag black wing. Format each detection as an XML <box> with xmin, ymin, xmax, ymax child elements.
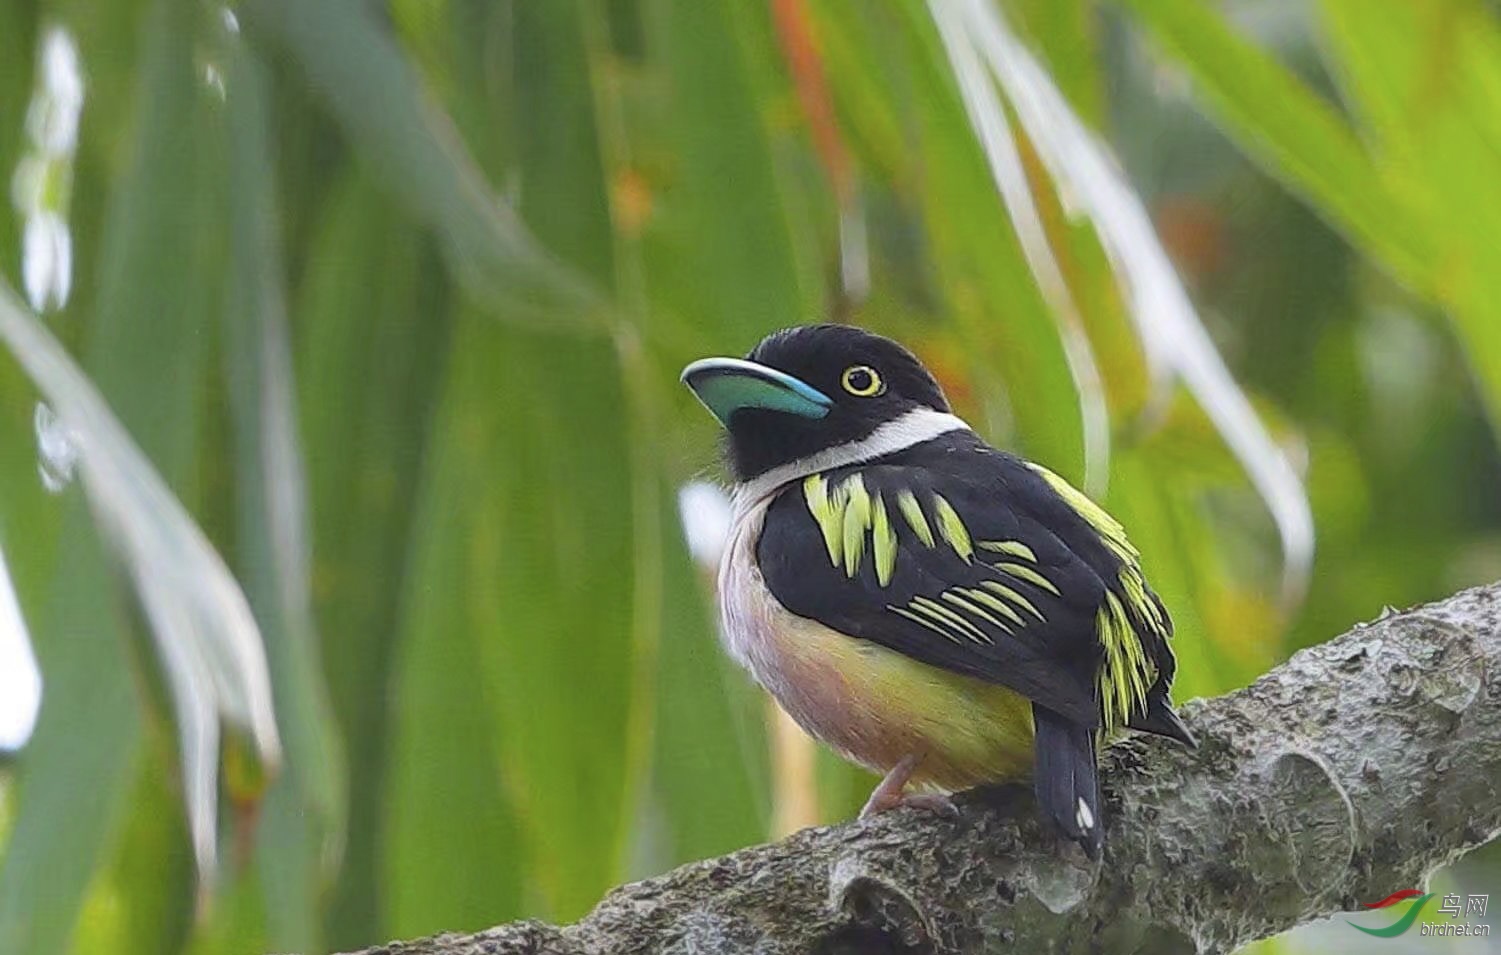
<box><xmin>757</xmin><ymin>432</ymin><xmax>1123</xmax><ymax>728</ymax></box>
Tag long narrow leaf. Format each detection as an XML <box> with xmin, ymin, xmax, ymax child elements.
<box><xmin>295</xmin><ymin>170</ymin><xmax>447</xmax><ymax>951</ymax></box>
<box><xmin>222</xmin><ymin>38</ymin><xmax>345</xmax><ymax>955</ymax></box>
<box><xmin>1319</xmin><ymin>0</ymin><xmax>1501</xmax><ymax>431</ymax></box>
<box><xmin>1114</xmin><ymin>0</ymin><xmax>1435</xmax><ymax>295</ymax></box>
<box><xmin>929</xmin><ymin>0</ymin><xmax>1110</xmax><ymax>495</ymax></box>
<box><xmin>382</xmin><ymin>331</ymin><xmax>525</xmax><ymax>936</ymax></box>
<box><xmin>240</xmin><ymin>0</ymin><xmax>604</xmax><ymax>326</ymax></box>
<box><xmin>1</xmin><ymin>8</ymin><xmax>274</xmax><ymax>950</ymax></box>
<box><xmin>828</xmin><ymin>0</ymin><xmax>1091</xmax><ymax>478</ymax></box>
<box><xmin>648</xmin><ymin>0</ymin><xmax>811</xmax><ymax>346</ymax></box>
<box><xmin>940</xmin><ymin>0</ymin><xmax>1314</xmax><ymax>599</ymax></box>
<box><xmin>0</xmin><ymin>282</ymin><xmax>280</xmax><ymax>872</ymax></box>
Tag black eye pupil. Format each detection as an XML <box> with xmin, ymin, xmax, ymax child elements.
<box><xmin>850</xmin><ymin>370</ymin><xmax>871</xmax><ymax>389</ymax></box>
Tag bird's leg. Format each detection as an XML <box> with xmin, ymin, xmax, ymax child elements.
<box><xmin>860</xmin><ymin>753</ymin><xmax>959</xmax><ymax>819</ymax></box>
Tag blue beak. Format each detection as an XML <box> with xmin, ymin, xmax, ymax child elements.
<box><xmin>681</xmin><ymin>357</ymin><xmax>833</xmax><ymax>427</ymax></box>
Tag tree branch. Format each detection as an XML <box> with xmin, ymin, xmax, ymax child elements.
<box><xmin>343</xmin><ymin>584</ymin><xmax>1501</xmax><ymax>955</ymax></box>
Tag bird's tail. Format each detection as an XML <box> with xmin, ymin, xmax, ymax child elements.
<box><xmin>1032</xmin><ymin>704</ymin><xmax>1102</xmax><ymax>858</ymax></box>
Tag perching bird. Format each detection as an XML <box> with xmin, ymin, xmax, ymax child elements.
<box><xmin>681</xmin><ymin>324</ymin><xmax>1195</xmax><ymax>857</ymax></box>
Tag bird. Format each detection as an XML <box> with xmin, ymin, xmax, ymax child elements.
<box><xmin>680</xmin><ymin>324</ymin><xmax>1195</xmax><ymax>857</ymax></box>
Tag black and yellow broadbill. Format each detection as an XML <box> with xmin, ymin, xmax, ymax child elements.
<box><xmin>682</xmin><ymin>325</ymin><xmax>1195</xmax><ymax>857</ymax></box>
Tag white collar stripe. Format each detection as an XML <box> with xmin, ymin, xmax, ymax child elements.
<box><xmin>734</xmin><ymin>408</ymin><xmax>971</xmax><ymax>505</ymax></box>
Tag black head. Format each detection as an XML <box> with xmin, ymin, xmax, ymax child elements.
<box><xmin>681</xmin><ymin>324</ymin><xmax>951</xmax><ymax>481</ymax></box>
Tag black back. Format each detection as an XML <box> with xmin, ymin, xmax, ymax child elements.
<box><xmin>756</xmin><ymin>430</ymin><xmax>1170</xmax><ymax>727</ymax></box>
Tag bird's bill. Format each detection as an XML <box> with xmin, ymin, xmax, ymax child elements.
<box><xmin>681</xmin><ymin>357</ymin><xmax>833</xmax><ymax>426</ymax></box>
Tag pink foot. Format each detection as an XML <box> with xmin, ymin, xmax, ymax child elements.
<box><xmin>859</xmin><ymin>753</ymin><xmax>960</xmax><ymax>819</ymax></box>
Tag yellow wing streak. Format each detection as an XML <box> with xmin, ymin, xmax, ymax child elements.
<box><xmin>993</xmin><ymin>561</ymin><xmax>1061</xmax><ymax>596</ymax></box>
<box><xmin>889</xmin><ymin>604</ymin><xmax>964</xmax><ymax>645</ymax></box>
<box><xmin>1027</xmin><ymin>463</ymin><xmax>1138</xmax><ymax>563</ymax></box>
<box><xmin>958</xmin><ymin>587</ymin><xmax>1024</xmax><ymax>630</ymax></box>
<box><xmin>842</xmin><ymin>475</ymin><xmax>871</xmax><ymax>578</ymax></box>
<box><xmin>908</xmin><ymin>601</ymin><xmax>980</xmax><ymax>645</ymax></box>
<box><xmin>940</xmin><ymin>591</ymin><xmax>1009</xmax><ymax>637</ymax></box>
<box><xmin>978</xmin><ymin>580</ymin><xmax>1045</xmax><ymax>623</ymax></box>
<box><xmin>1097</xmin><ymin>592</ymin><xmax>1154</xmax><ymax>731</ymax></box>
<box><xmin>931</xmin><ymin>494</ymin><xmax>974</xmax><ymax>562</ymax></box>
<box><xmin>896</xmin><ymin>490</ymin><xmax>936</xmax><ymax>547</ymax></box>
<box><xmin>871</xmin><ymin>492</ymin><xmax>897</xmax><ymax>587</ymax></box>
<box><xmin>1026</xmin><ymin>465</ymin><xmax>1171</xmax><ymax>727</ymax></box>
<box><xmin>1120</xmin><ymin>570</ymin><xmax>1167</xmax><ymax>635</ymax></box>
<box><xmin>977</xmin><ymin>539</ymin><xmax>1037</xmax><ymax>562</ymax></box>
<box><xmin>912</xmin><ymin>596</ymin><xmax>989</xmax><ymax>644</ymax></box>
<box><xmin>803</xmin><ymin>474</ymin><xmax>845</xmax><ymax>569</ymax></box>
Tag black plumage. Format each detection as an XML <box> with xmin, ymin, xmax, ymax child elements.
<box><xmin>756</xmin><ymin>430</ymin><xmax>1189</xmax><ymax>855</ymax></box>
<box><xmin>758</xmin><ymin>432</ymin><xmax>1108</xmax><ymax>724</ymax></box>
<box><xmin>682</xmin><ymin>323</ymin><xmax>1195</xmax><ymax>857</ymax></box>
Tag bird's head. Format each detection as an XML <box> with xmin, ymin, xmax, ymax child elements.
<box><xmin>682</xmin><ymin>324</ymin><xmax>953</xmax><ymax>482</ymax></box>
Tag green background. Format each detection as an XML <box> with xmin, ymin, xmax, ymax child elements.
<box><xmin>0</xmin><ymin>1</ymin><xmax>1498</xmax><ymax>953</ymax></box>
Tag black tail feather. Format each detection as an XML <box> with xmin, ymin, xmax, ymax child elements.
<box><xmin>1032</xmin><ymin>705</ymin><xmax>1103</xmax><ymax>859</ymax></box>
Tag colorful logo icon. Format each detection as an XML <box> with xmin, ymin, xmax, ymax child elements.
<box><xmin>1348</xmin><ymin>889</ymin><xmax>1433</xmax><ymax>938</ymax></box>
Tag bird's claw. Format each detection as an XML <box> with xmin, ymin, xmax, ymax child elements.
<box><xmin>860</xmin><ymin>790</ymin><xmax>959</xmax><ymax>820</ymax></box>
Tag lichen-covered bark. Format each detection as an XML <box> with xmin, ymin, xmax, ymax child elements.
<box><xmin>340</xmin><ymin>584</ymin><xmax>1501</xmax><ymax>955</ymax></box>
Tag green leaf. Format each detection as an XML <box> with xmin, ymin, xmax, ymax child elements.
<box><xmin>70</xmin><ymin>741</ymin><xmax>195</xmax><ymax>955</ymax></box>
<box><xmin>647</xmin><ymin>0</ymin><xmax>812</xmax><ymax>345</ymax></box>
<box><xmin>294</xmin><ymin>172</ymin><xmax>450</xmax><ymax>951</ymax></box>
<box><xmin>1008</xmin><ymin>0</ymin><xmax>1102</xmax><ymax>123</ymax></box>
<box><xmin>882</xmin><ymin>0</ymin><xmax>1088</xmax><ymax>476</ymax></box>
<box><xmin>925</xmin><ymin>0</ymin><xmax>1112</xmax><ymax>493</ymax></box>
<box><xmin>495</xmin><ymin>4</ymin><xmax>652</xmax><ymax>916</ymax></box>
<box><xmin>0</xmin><ymin>505</ymin><xmax>138</xmax><ymax>955</ymax></box>
<box><xmin>381</xmin><ymin>339</ymin><xmax>525</xmax><ymax>935</ymax></box>
<box><xmin>935</xmin><ymin>0</ymin><xmax>1314</xmax><ymax>598</ymax></box>
<box><xmin>384</xmin><ymin>314</ymin><xmax>640</xmax><ymax>925</ymax></box>
<box><xmin>239</xmin><ymin>0</ymin><xmax>604</xmax><ymax>326</ymax></box>
<box><xmin>222</xmin><ymin>39</ymin><xmax>345</xmax><ymax>955</ymax></box>
<box><xmin>0</xmin><ymin>1</ymin><xmax>268</xmax><ymax>949</ymax></box>
<box><xmin>1113</xmin><ymin>0</ymin><xmax>1435</xmax><ymax>295</ymax></box>
<box><xmin>1319</xmin><ymin>0</ymin><xmax>1501</xmax><ymax>431</ymax></box>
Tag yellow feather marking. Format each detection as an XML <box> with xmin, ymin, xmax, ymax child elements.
<box><xmin>1121</xmin><ymin>569</ymin><xmax>1167</xmax><ymax>635</ymax></box>
<box><xmin>889</xmin><ymin>604</ymin><xmax>963</xmax><ymax>645</ymax></box>
<box><xmin>803</xmin><ymin>474</ymin><xmax>845</xmax><ymax>569</ymax></box>
<box><xmin>1026</xmin><ymin>466</ymin><xmax>1171</xmax><ymax>727</ymax></box>
<box><xmin>977</xmin><ymin>539</ymin><xmax>1037</xmax><ymax>562</ymax></box>
<box><xmin>907</xmin><ymin>601</ymin><xmax>974</xmax><ymax>645</ymax></box>
<box><xmin>871</xmin><ymin>493</ymin><xmax>897</xmax><ymax>587</ymax></box>
<box><xmin>940</xmin><ymin>591</ymin><xmax>1005</xmax><ymax>639</ymax></box>
<box><xmin>897</xmin><ymin>490</ymin><xmax>935</xmax><ymax>548</ymax></box>
<box><xmin>912</xmin><ymin>596</ymin><xmax>988</xmax><ymax>643</ymax></box>
<box><xmin>932</xmin><ymin>494</ymin><xmax>973</xmax><ymax>562</ymax></box>
<box><xmin>1027</xmin><ymin>463</ymin><xmax>1138</xmax><ymax>561</ymax></box>
<box><xmin>1096</xmin><ymin>592</ymin><xmax>1154</xmax><ymax>732</ymax></box>
<box><xmin>978</xmin><ymin>580</ymin><xmax>1044</xmax><ymax>623</ymax></box>
<box><xmin>960</xmin><ymin>587</ymin><xmax>1023</xmax><ymax>630</ymax></box>
<box><xmin>842</xmin><ymin>474</ymin><xmax>871</xmax><ymax>578</ymax></box>
<box><xmin>994</xmin><ymin>562</ymin><xmax>1061</xmax><ymax>596</ymax></box>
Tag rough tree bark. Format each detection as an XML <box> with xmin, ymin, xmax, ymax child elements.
<box><xmin>341</xmin><ymin>583</ymin><xmax>1501</xmax><ymax>955</ymax></box>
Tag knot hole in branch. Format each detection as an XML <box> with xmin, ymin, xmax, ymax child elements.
<box><xmin>818</xmin><ymin>871</ymin><xmax>936</xmax><ymax>955</ymax></box>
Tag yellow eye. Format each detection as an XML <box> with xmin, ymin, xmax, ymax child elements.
<box><xmin>841</xmin><ymin>365</ymin><xmax>884</xmax><ymax>397</ymax></box>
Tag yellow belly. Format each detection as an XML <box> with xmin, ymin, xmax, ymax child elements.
<box><xmin>755</xmin><ymin>607</ymin><xmax>1037</xmax><ymax>791</ymax></box>
<box><xmin>721</xmin><ymin>494</ymin><xmax>1036</xmax><ymax>792</ymax></box>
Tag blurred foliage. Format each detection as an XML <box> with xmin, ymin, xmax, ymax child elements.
<box><xmin>0</xmin><ymin>1</ymin><xmax>1498</xmax><ymax>954</ymax></box>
